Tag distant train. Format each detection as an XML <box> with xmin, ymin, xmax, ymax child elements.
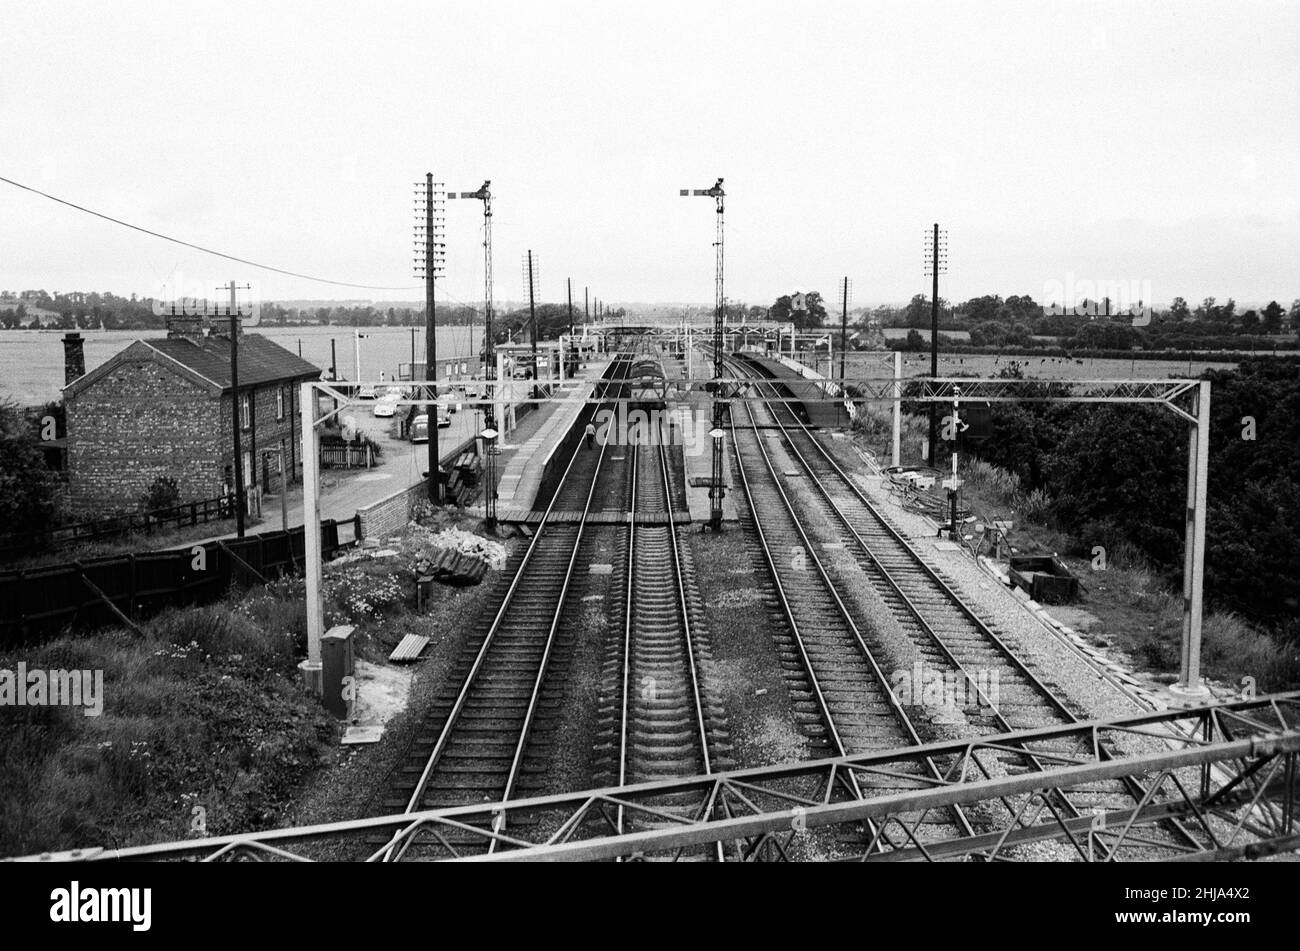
<box><xmin>628</xmin><ymin>358</ymin><xmax>669</xmax><ymax>409</ymax></box>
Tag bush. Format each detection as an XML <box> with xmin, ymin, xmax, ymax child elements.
<box><xmin>139</xmin><ymin>475</ymin><xmax>181</xmax><ymax>513</ymax></box>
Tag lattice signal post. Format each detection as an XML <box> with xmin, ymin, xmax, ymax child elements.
<box><xmin>924</xmin><ymin>224</ymin><xmax>948</xmax><ymax>465</ymax></box>
<box><xmin>413</xmin><ymin>175</ymin><xmax>447</xmax><ymax>501</ymax></box>
<box><xmin>448</xmin><ymin>181</ymin><xmax>495</xmax><ymax>429</ymax></box>
<box><xmin>680</xmin><ymin>178</ymin><xmax>727</xmax><ymax>531</ymax></box>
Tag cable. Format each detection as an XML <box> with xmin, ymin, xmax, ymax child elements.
<box><xmin>0</xmin><ymin>173</ymin><xmax>421</xmax><ymax>292</ymax></box>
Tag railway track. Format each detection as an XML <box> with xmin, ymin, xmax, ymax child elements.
<box><xmin>728</xmin><ymin>393</ymin><xmax>978</xmax><ymax>855</ymax></box>
<box><xmin>381</xmin><ymin>356</ymin><xmax>632</xmax><ymax>859</ymax></box>
<box><xmin>728</xmin><ymin>353</ymin><xmax>1204</xmax><ymax>858</ymax></box>
<box><xmin>589</xmin><ymin>417</ymin><xmax>732</xmax><ymax>859</ymax></box>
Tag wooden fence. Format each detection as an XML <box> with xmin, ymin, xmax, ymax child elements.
<box><xmin>0</xmin><ymin>516</ymin><xmax>358</xmax><ymax>648</ymax></box>
<box><xmin>320</xmin><ymin>444</ymin><xmax>376</xmax><ymax>468</ymax></box>
<box><xmin>0</xmin><ymin>495</ymin><xmax>231</xmax><ymax>561</ymax></box>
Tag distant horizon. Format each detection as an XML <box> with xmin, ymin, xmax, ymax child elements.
<box><xmin>2</xmin><ymin>289</ymin><xmax>1296</xmax><ymax>314</ymax></box>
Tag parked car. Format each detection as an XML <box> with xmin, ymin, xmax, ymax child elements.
<box><xmin>409</xmin><ymin>414</ymin><xmax>429</xmax><ymax>443</ymax></box>
<box><xmin>373</xmin><ymin>397</ymin><xmax>398</xmax><ymax>418</ymax></box>
<box><xmin>437</xmin><ymin>410</ymin><xmax>452</xmax><ymax>428</ymax></box>
<box><xmin>358</xmin><ymin>384</ymin><xmax>377</xmax><ymax>400</ymax></box>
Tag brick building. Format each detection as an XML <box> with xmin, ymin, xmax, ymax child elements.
<box><xmin>62</xmin><ymin>318</ymin><xmax>321</xmax><ymax>511</ymax></box>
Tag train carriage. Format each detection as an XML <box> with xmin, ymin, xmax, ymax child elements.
<box><xmin>628</xmin><ymin>357</ymin><xmax>669</xmax><ymax>410</ymax></box>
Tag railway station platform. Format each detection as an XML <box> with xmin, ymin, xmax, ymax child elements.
<box><xmin>738</xmin><ymin>353</ymin><xmax>850</xmax><ymax>429</ymax></box>
<box><xmin>494</xmin><ymin>358</ymin><xmax>612</xmax><ymax>511</ymax></box>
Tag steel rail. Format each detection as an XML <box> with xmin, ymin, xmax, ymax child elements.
<box><xmin>728</xmin><ymin>353</ymin><xmax>1203</xmax><ymax>853</ymax></box>
<box><xmin>396</xmin><ymin>356</ymin><xmax>630</xmax><ymax>830</ymax></box>
<box><xmin>616</xmin><ymin>420</ymin><xmax>719</xmax><ymax>857</ymax></box>
<box><xmin>485</xmin><ymin>358</ymin><xmax>634</xmax><ymax>853</ymax></box>
<box><xmin>729</xmin><ymin>397</ymin><xmax>978</xmax><ymax>850</ymax></box>
<box><xmin>656</xmin><ymin>428</ymin><xmax>714</xmax><ymax>779</ymax></box>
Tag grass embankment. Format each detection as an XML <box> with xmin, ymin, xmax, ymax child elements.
<box><xmin>0</xmin><ymin>597</ymin><xmax>334</xmax><ymax>858</ymax></box>
<box><xmin>849</xmin><ymin>401</ymin><xmax>1300</xmax><ymax>694</ymax></box>
<box><xmin>0</xmin><ymin>508</ymin><xmax>500</xmax><ymax>858</ymax></box>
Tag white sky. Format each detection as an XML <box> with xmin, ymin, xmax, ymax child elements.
<box><xmin>1</xmin><ymin>0</ymin><xmax>1297</xmax><ymax>308</ymax></box>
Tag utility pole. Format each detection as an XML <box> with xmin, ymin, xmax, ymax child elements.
<box><xmin>839</xmin><ymin>276</ymin><xmax>850</xmax><ymax>384</ymax></box>
<box><xmin>584</xmin><ymin>286</ymin><xmax>589</xmax><ymax>328</ymax></box>
<box><xmin>414</xmin><ymin>174</ymin><xmax>448</xmax><ymax>502</ymax></box>
<box><xmin>329</xmin><ymin>338</ymin><xmax>337</xmax><ymax>380</ymax></box>
<box><xmin>566</xmin><ymin>277</ymin><xmax>575</xmax><ymax>376</ymax></box>
<box><xmin>219</xmin><ymin>280</ymin><xmax>251</xmax><ymax>538</ymax></box>
<box><xmin>525</xmin><ymin>250</ymin><xmax>539</xmax><ymax>398</ymax></box>
<box><xmin>425</xmin><ymin>173</ymin><xmax>441</xmax><ymax>501</ymax></box>
<box><xmin>925</xmin><ymin>223</ymin><xmax>948</xmax><ymax>467</ymax></box>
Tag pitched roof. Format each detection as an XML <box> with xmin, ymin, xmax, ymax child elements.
<box><xmin>144</xmin><ymin>334</ymin><xmax>321</xmax><ymax>391</ymax></box>
<box><xmin>63</xmin><ymin>333</ymin><xmax>321</xmax><ymax>398</ymax></box>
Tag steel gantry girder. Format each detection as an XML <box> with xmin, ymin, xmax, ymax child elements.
<box><xmin>12</xmin><ymin>694</ymin><xmax>1297</xmax><ymax>863</ymax></box>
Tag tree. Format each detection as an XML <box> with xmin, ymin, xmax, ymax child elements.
<box><xmin>1262</xmin><ymin>300</ymin><xmax>1285</xmax><ymax>335</ymax></box>
<box><xmin>902</xmin><ymin>294</ymin><xmax>931</xmax><ymax>328</ymax></box>
<box><xmin>1169</xmin><ymin>297</ymin><xmax>1190</xmax><ymax>321</ymax></box>
<box><xmin>769</xmin><ymin>291</ymin><xmax>828</xmax><ymax>330</ymax></box>
<box><xmin>968</xmin><ymin>321</ymin><xmax>1004</xmax><ymax>347</ymax></box>
<box><xmin>904</xmin><ymin>329</ymin><xmax>924</xmax><ymax>351</ymax></box>
<box><xmin>961</xmin><ymin>295</ymin><xmax>1003</xmax><ymax>324</ymax></box>
<box><xmin>1240</xmin><ymin>310</ymin><xmax>1260</xmax><ymax>334</ymax></box>
<box><xmin>0</xmin><ymin>400</ymin><xmax>62</xmax><ymax>537</ymax></box>
<box><xmin>1045</xmin><ymin>404</ymin><xmax>1186</xmax><ymax>566</ymax></box>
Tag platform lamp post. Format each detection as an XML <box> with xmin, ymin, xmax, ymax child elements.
<box><xmin>680</xmin><ymin>177</ymin><xmax>727</xmax><ymax>531</ymax></box>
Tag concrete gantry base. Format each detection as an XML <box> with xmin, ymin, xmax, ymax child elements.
<box><xmin>298</xmin><ymin>659</ymin><xmax>323</xmax><ymax>698</ymax></box>
<box><xmin>1165</xmin><ymin>681</ymin><xmax>1215</xmax><ymax>708</ymax></box>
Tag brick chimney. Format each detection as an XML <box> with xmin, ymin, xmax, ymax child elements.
<box><xmin>62</xmin><ymin>332</ymin><xmax>85</xmax><ymax>385</ymax></box>
<box><xmin>166</xmin><ymin>313</ymin><xmax>209</xmax><ymax>344</ymax></box>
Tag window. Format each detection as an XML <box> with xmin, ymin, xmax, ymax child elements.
<box><xmin>239</xmin><ymin>393</ymin><xmax>251</xmax><ymax>431</ymax></box>
<box><xmin>276</xmin><ymin>387</ymin><xmax>285</xmax><ymax>421</ymax></box>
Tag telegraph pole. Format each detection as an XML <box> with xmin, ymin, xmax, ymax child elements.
<box><xmin>839</xmin><ymin>276</ymin><xmax>850</xmax><ymax>383</ymax></box>
<box><xmin>566</xmin><ymin>277</ymin><xmax>575</xmax><ymax>375</ymax></box>
<box><xmin>219</xmin><ymin>280</ymin><xmax>251</xmax><ymax>538</ymax></box>
<box><xmin>525</xmin><ymin>250</ymin><xmax>539</xmax><ymax>397</ymax></box>
<box><xmin>425</xmin><ymin>173</ymin><xmax>441</xmax><ymax>501</ymax></box>
<box><xmin>925</xmin><ymin>224</ymin><xmax>948</xmax><ymax>466</ymax></box>
<box><xmin>414</xmin><ymin>174</ymin><xmax>447</xmax><ymax>502</ymax></box>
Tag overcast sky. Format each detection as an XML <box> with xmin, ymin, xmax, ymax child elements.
<box><xmin>2</xmin><ymin>0</ymin><xmax>1297</xmax><ymax>309</ymax></box>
